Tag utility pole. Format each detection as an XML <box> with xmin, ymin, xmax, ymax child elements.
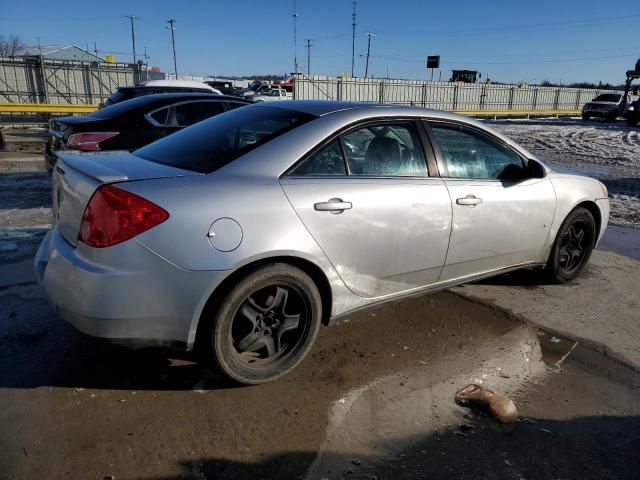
<box><xmin>351</xmin><ymin>1</ymin><xmax>357</xmax><ymax>77</ymax></box>
<box><xmin>125</xmin><ymin>15</ymin><xmax>139</xmax><ymax>63</ymax></box>
<box><xmin>143</xmin><ymin>47</ymin><xmax>150</xmax><ymax>80</ymax></box>
<box><xmin>167</xmin><ymin>19</ymin><xmax>178</xmax><ymax>78</ymax></box>
<box><xmin>304</xmin><ymin>39</ymin><xmax>313</xmax><ymax>75</ymax></box>
<box><xmin>292</xmin><ymin>0</ymin><xmax>298</xmax><ymax>74</ymax></box>
<box><xmin>364</xmin><ymin>32</ymin><xmax>374</xmax><ymax>78</ymax></box>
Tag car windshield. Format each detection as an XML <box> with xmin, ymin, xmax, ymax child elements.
<box><xmin>135</xmin><ymin>106</ymin><xmax>315</xmax><ymax>173</ymax></box>
<box><xmin>594</xmin><ymin>94</ymin><xmax>620</xmax><ymax>102</ymax></box>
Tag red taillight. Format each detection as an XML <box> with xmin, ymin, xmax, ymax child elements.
<box><xmin>67</xmin><ymin>132</ymin><xmax>119</xmax><ymax>151</ymax></box>
<box><xmin>78</xmin><ymin>185</ymin><xmax>169</xmax><ymax>248</ymax></box>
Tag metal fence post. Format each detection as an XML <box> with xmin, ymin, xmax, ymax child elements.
<box><xmin>336</xmin><ymin>76</ymin><xmax>342</xmax><ymax>101</ymax></box>
<box><xmin>508</xmin><ymin>87</ymin><xmax>514</xmax><ymax>110</ymax></box>
<box><xmin>553</xmin><ymin>88</ymin><xmax>561</xmax><ymax>110</ymax></box>
<box><xmin>574</xmin><ymin>90</ymin><xmax>581</xmax><ymax>110</ymax></box>
<box><xmin>453</xmin><ymin>84</ymin><xmax>459</xmax><ymax>110</ymax></box>
<box><xmin>422</xmin><ymin>83</ymin><xmax>427</xmax><ymax>107</ymax></box>
<box><xmin>532</xmin><ymin>88</ymin><xmax>538</xmax><ymax>111</ymax></box>
<box><xmin>379</xmin><ymin>81</ymin><xmax>385</xmax><ymax>103</ymax></box>
<box><xmin>39</xmin><ymin>56</ymin><xmax>49</xmax><ymax>103</ymax></box>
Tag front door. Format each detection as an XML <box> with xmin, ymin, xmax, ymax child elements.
<box><xmin>427</xmin><ymin>121</ymin><xmax>556</xmax><ymax>282</ymax></box>
<box><xmin>280</xmin><ymin>121</ymin><xmax>452</xmax><ymax>298</ymax></box>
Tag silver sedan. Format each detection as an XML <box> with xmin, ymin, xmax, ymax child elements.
<box><xmin>35</xmin><ymin>101</ymin><xmax>609</xmax><ymax>384</ymax></box>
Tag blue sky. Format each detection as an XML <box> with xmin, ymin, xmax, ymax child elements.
<box><xmin>2</xmin><ymin>0</ymin><xmax>638</xmax><ymax>84</ymax></box>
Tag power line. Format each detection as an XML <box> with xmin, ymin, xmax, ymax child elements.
<box><xmin>367</xmin><ymin>52</ymin><xmax>637</xmax><ymax>66</ymax></box>
<box><xmin>167</xmin><ymin>19</ymin><xmax>178</xmax><ymax>77</ymax></box>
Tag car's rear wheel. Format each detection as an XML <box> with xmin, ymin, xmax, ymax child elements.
<box><xmin>605</xmin><ymin>111</ymin><xmax>618</xmax><ymax>122</ymax></box>
<box><xmin>543</xmin><ymin>207</ymin><xmax>596</xmax><ymax>283</ymax></box>
<box><xmin>203</xmin><ymin>264</ymin><xmax>322</xmax><ymax>384</ymax></box>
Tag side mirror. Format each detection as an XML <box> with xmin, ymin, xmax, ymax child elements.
<box><xmin>526</xmin><ymin>159</ymin><xmax>545</xmax><ymax>178</ymax></box>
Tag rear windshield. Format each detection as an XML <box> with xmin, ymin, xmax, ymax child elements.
<box><xmin>135</xmin><ymin>106</ymin><xmax>315</xmax><ymax>173</ymax></box>
<box><xmin>105</xmin><ymin>88</ymin><xmax>134</xmax><ymax>105</ymax></box>
<box><xmin>594</xmin><ymin>94</ymin><xmax>620</xmax><ymax>102</ymax></box>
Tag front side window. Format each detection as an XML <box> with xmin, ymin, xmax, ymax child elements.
<box><xmin>136</xmin><ymin>106</ymin><xmax>315</xmax><ymax>173</ymax></box>
<box><xmin>429</xmin><ymin>123</ymin><xmax>524</xmax><ymax>179</ymax></box>
<box><xmin>342</xmin><ymin>123</ymin><xmax>427</xmax><ymax>176</ymax></box>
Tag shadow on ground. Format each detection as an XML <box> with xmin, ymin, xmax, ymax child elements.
<box><xmin>145</xmin><ymin>415</ymin><xmax>640</xmax><ymax>480</ymax></box>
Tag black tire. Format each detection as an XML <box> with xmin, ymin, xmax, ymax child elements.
<box><xmin>605</xmin><ymin>112</ymin><xmax>618</xmax><ymax>122</ymax></box>
<box><xmin>581</xmin><ymin>113</ymin><xmax>590</xmax><ymax>121</ymax></box>
<box><xmin>627</xmin><ymin>116</ymin><xmax>638</xmax><ymax>127</ymax></box>
<box><xmin>543</xmin><ymin>207</ymin><xmax>596</xmax><ymax>283</ymax></box>
<box><xmin>202</xmin><ymin>263</ymin><xmax>322</xmax><ymax>384</ymax></box>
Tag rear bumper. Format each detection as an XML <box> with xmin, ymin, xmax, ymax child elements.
<box><xmin>35</xmin><ymin>227</ymin><xmax>233</xmax><ymax>349</ymax></box>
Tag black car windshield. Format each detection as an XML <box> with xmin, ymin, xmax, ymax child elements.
<box><xmin>105</xmin><ymin>88</ymin><xmax>134</xmax><ymax>105</ymax></box>
<box><xmin>135</xmin><ymin>106</ymin><xmax>315</xmax><ymax>173</ymax></box>
<box><xmin>594</xmin><ymin>94</ymin><xmax>620</xmax><ymax>102</ymax></box>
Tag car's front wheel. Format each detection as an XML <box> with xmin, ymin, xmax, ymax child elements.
<box><xmin>543</xmin><ymin>207</ymin><xmax>596</xmax><ymax>283</ymax></box>
<box><xmin>581</xmin><ymin>113</ymin><xmax>590</xmax><ymax>121</ymax></box>
<box><xmin>202</xmin><ymin>264</ymin><xmax>322</xmax><ymax>384</ymax></box>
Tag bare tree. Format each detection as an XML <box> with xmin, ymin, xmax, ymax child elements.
<box><xmin>0</xmin><ymin>35</ymin><xmax>26</xmax><ymax>57</ymax></box>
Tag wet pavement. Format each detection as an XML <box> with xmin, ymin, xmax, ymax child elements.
<box><xmin>2</xmin><ymin>284</ymin><xmax>639</xmax><ymax>479</ymax></box>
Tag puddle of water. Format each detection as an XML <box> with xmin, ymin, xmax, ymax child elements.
<box><xmin>598</xmin><ymin>225</ymin><xmax>640</xmax><ymax>260</ymax></box>
<box><xmin>536</xmin><ymin>330</ymin><xmax>578</xmax><ymax>367</ymax></box>
<box><xmin>306</xmin><ymin>324</ymin><xmax>550</xmax><ymax>478</ymax></box>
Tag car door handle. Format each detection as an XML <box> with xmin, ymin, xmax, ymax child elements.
<box><xmin>456</xmin><ymin>195</ymin><xmax>482</xmax><ymax>206</ymax></box>
<box><xmin>314</xmin><ymin>198</ymin><xmax>352</xmax><ymax>214</ymax></box>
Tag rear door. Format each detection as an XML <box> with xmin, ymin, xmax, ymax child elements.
<box><xmin>426</xmin><ymin>120</ymin><xmax>556</xmax><ymax>281</ymax></box>
<box><xmin>280</xmin><ymin>120</ymin><xmax>452</xmax><ymax>298</ymax></box>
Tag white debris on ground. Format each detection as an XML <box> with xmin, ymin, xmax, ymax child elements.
<box><xmin>489</xmin><ymin>117</ymin><xmax>640</xmax><ymax>228</ymax></box>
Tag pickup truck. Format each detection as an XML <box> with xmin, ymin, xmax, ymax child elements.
<box><xmin>247</xmin><ymin>87</ymin><xmax>291</xmax><ymax>103</ymax></box>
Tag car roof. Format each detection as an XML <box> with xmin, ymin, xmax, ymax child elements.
<box><xmin>252</xmin><ymin>100</ymin><xmax>471</xmax><ymax>121</ymax></box>
<box><xmin>92</xmin><ymin>93</ymin><xmax>249</xmax><ymax>117</ymax></box>
<box><xmin>136</xmin><ymin>80</ymin><xmax>217</xmax><ymax>91</ymax></box>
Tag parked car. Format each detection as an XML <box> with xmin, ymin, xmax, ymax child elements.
<box><xmin>36</xmin><ymin>101</ymin><xmax>609</xmax><ymax>385</ymax></box>
<box><xmin>247</xmin><ymin>86</ymin><xmax>290</xmax><ymax>102</ymax></box>
<box><xmin>103</xmin><ymin>80</ymin><xmax>222</xmax><ymax>107</ymax></box>
<box><xmin>204</xmin><ymin>80</ymin><xmax>235</xmax><ymax>96</ymax></box>
<box><xmin>45</xmin><ymin>93</ymin><xmax>249</xmax><ymax>170</ymax></box>
<box><xmin>234</xmin><ymin>81</ymin><xmax>272</xmax><ymax>98</ymax></box>
<box><xmin>581</xmin><ymin>93</ymin><xmax>631</xmax><ymax>121</ymax></box>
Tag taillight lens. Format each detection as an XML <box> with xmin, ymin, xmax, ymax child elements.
<box><xmin>79</xmin><ymin>185</ymin><xmax>169</xmax><ymax>248</ymax></box>
<box><xmin>67</xmin><ymin>132</ymin><xmax>119</xmax><ymax>151</ymax></box>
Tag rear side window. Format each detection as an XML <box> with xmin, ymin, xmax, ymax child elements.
<box><xmin>148</xmin><ymin>107</ymin><xmax>169</xmax><ymax>126</ymax></box>
<box><xmin>290</xmin><ymin>140</ymin><xmax>346</xmax><ymax>176</ymax></box>
<box><xmin>169</xmin><ymin>101</ymin><xmax>225</xmax><ymax>127</ymax></box>
<box><xmin>135</xmin><ymin>106</ymin><xmax>315</xmax><ymax>173</ymax></box>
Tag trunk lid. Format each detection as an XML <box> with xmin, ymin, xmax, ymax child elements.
<box><xmin>53</xmin><ymin>151</ymin><xmax>200</xmax><ymax>246</ymax></box>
